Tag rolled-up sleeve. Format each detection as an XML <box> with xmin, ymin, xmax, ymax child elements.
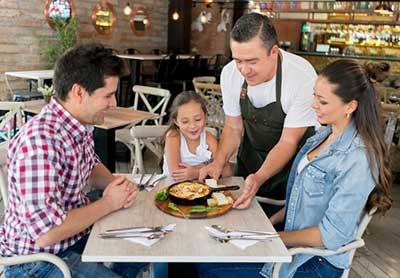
<box><xmin>318</xmin><ymin>148</ymin><xmax>375</xmax><ymax>250</ymax></box>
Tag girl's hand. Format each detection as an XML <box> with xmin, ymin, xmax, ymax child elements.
<box><xmin>171</xmin><ymin>163</ymin><xmax>198</xmax><ymax>182</ymax></box>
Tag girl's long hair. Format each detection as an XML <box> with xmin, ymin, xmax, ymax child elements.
<box><xmin>161</xmin><ymin>91</ymin><xmax>208</xmax><ymax>147</ymax></box>
<box><xmin>320</xmin><ymin>59</ymin><xmax>392</xmax><ymax>214</ymax></box>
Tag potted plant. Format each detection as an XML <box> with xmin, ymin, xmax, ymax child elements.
<box><xmin>38</xmin><ymin>85</ymin><xmax>55</xmax><ymax>103</ymax></box>
<box><xmin>40</xmin><ymin>17</ymin><xmax>78</xmax><ymax>68</ymax></box>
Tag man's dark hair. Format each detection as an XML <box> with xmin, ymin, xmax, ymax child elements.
<box><xmin>231</xmin><ymin>13</ymin><xmax>278</xmax><ymax>53</ymax></box>
<box><xmin>53</xmin><ymin>43</ymin><xmax>125</xmax><ymax>101</ymax></box>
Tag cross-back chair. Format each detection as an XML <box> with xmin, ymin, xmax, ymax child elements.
<box><xmin>192</xmin><ymin>81</ymin><xmax>224</xmax><ymax>135</ymax></box>
<box><xmin>0</xmin><ymin>142</ymin><xmax>71</xmax><ymax>278</ymax></box>
<box><xmin>115</xmin><ymin>85</ymin><xmax>171</xmax><ymax>172</ymax></box>
<box><xmin>272</xmin><ymin>207</ymin><xmax>377</xmax><ymax>278</ymax></box>
<box><xmin>0</xmin><ymin>102</ymin><xmax>25</xmax><ymax>142</ymax></box>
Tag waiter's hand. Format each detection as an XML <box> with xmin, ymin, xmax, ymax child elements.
<box><xmin>233</xmin><ymin>174</ymin><xmax>261</xmax><ymax>209</ymax></box>
<box><xmin>199</xmin><ymin>161</ymin><xmax>223</xmax><ymax>182</ymax></box>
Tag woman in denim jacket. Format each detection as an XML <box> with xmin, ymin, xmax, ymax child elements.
<box><xmin>197</xmin><ymin>60</ymin><xmax>392</xmax><ymax>278</ymax></box>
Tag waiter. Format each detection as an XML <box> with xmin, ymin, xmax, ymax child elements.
<box><xmin>200</xmin><ymin>13</ymin><xmax>317</xmax><ymax>215</ymax></box>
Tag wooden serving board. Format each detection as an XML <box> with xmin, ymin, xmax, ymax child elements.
<box><xmin>155</xmin><ymin>192</ymin><xmax>233</xmax><ymax>219</ymax></box>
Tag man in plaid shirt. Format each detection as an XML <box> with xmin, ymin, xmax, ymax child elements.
<box><xmin>1</xmin><ymin>44</ymin><xmax>147</xmax><ymax>277</ymax></box>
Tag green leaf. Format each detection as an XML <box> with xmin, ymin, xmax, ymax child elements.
<box><xmin>168</xmin><ymin>202</ymin><xmax>187</xmax><ymax>218</ymax></box>
<box><xmin>155</xmin><ymin>190</ymin><xmax>169</xmax><ymax>201</ymax></box>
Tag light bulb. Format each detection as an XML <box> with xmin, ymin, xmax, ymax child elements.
<box><xmin>172</xmin><ymin>11</ymin><xmax>179</xmax><ymax>21</ymax></box>
<box><xmin>200</xmin><ymin>14</ymin><xmax>207</xmax><ymax>23</ymax></box>
<box><xmin>143</xmin><ymin>18</ymin><xmax>148</xmax><ymax>25</ymax></box>
<box><xmin>124</xmin><ymin>3</ymin><xmax>131</xmax><ymax>16</ymax></box>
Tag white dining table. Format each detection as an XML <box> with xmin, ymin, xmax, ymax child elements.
<box><xmin>82</xmin><ymin>176</ymin><xmax>291</xmax><ymax>264</ymax></box>
<box><xmin>4</xmin><ymin>70</ymin><xmax>54</xmax><ymax>94</ymax></box>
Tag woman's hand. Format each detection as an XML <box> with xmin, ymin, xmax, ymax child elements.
<box><xmin>171</xmin><ymin>163</ymin><xmax>198</xmax><ymax>182</ymax></box>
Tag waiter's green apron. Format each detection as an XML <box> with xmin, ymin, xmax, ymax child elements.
<box><xmin>234</xmin><ymin>56</ymin><xmax>314</xmax><ymax>200</ymax></box>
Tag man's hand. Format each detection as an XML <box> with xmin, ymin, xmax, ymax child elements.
<box><xmin>199</xmin><ymin>161</ymin><xmax>223</xmax><ymax>182</ymax></box>
<box><xmin>102</xmin><ymin>176</ymin><xmax>137</xmax><ymax>211</ymax></box>
<box><xmin>122</xmin><ymin>177</ymin><xmax>137</xmax><ymax>208</ymax></box>
<box><xmin>233</xmin><ymin>174</ymin><xmax>262</xmax><ymax>209</ymax></box>
<box><xmin>171</xmin><ymin>163</ymin><xmax>198</xmax><ymax>182</ymax></box>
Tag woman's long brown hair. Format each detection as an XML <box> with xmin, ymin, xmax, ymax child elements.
<box><xmin>320</xmin><ymin>59</ymin><xmax>392</xmax><ymax>214</ymax></box>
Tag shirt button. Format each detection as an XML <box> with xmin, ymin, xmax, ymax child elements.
<box><xmin>291</xmin><ymin>202</ymin><xmax>294</xmax><ymax>206</ymax></box>
<box><xmin>287</xmin><ymin>219</ymin><xmax>291</xmax><ymax>223</ymax></box>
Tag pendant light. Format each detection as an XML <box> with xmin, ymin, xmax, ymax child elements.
<box><xmin>124</xmin><ymin>1</ymin><xmax>132</xmax><ymax>15</ymax></box>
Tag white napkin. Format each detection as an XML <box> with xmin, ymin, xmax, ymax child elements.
<box><xmin>132</xmin><ymin>174</ymin><xmax>165</xmax><ymax>191</ymax></box>
<box><xmin>205</xmin><ymin>226</ymin><xmax>259</xmax><ymax>250</ymax></box>
<box><xmin>125</xmin><ymin>224</ymin><xmax>176</xmax><ymax>247</ymax></box>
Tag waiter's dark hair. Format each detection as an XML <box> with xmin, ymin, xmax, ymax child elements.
<box><xmin>320</xmin><ymin>59</ymin><xmax>392</xmax><ymax>215</ymax></box>
<box><xmin>231</xmin><ymin>13</ymin><xmax>278</xmax><ymax>53</ymax></box>
<box><xmin>54</xmin><ymin>43</ymin><xmax>124</xmax><ymax>101</ymax></box>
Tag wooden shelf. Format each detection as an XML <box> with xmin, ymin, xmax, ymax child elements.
<box><xmin>308</xmin><ymin>19</ymin><xmax>399</xmax><ymax>25</ymax></box>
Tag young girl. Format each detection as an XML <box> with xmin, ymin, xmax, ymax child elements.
<box><xmin>162</xmin><ymin>91</ymin><xmax>230</xmax><ymax>181</ymax></box>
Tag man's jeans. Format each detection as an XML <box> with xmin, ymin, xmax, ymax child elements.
<box><xmin>196</xmin><ymin>256</ymin><xmax>343</xmax><ymax>278</ymax></box>
<box><xmin>4</xmin><ymin>235</ymin><xmax>147</xmax><ymax>278</ymax></box>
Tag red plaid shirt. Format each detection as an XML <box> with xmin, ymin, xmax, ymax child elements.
<box><xmin>0</xmin><ymin>98</ymin><xmax>100</xmax><ymax>256</ymax></box>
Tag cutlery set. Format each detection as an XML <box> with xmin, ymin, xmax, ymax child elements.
<box><xmin>99</xmin><ymin>224</ymin><xmax>278</xmax><ymax>242</ymax></box>
<box><xmin>209</xmin><ymin>225</ymin><xmax>279</xmax><ymax>243</ymax></box>
<box><xmin>137</xmin><ymin>174</ymin><xmax>166</xmax><ymax>191</ymax></box>
<box><xmin>99</xmin><ymin>224</ymin><xmax>172</xmax><ymax>239</ymax></box>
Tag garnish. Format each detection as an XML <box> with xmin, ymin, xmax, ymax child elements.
<box><xmin>155</xmin><ymin>190</ymin><xmax>169</xmax><ymax>201</ymax></box>
<box><xmin>188</xmin><ymin>205</ymin><xmax>214</xmax><ymax>214</ymax></box>
<box><xmin>168</xmin><ymin>202</ymin><xmax>187</xmax><ymax>218</ymax></box>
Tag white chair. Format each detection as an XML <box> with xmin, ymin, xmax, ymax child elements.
<box><xmin>0</xmin><ymin>142</ymin><xmax>71</xmax><ymax>278</ymax></box>
<box><xmin>130</xmin><ymin>125</ymin><xmax>168</xmax><ymax>174</ymax></box>
<box><xmin>115</xmin><ymin>85</ymin><xmax>171</xmax><ymax>172</ymax></box>
<box><xmin>272</xmin><ymin>207</ymin><xmax>377</xmax><ymax>278</ymax></box>
<box><xmin>0</xmin><ymin>102</ymin><xmax>25</xmax><ymax>142</ymax></box>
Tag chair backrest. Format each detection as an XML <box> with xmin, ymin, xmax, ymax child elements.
<box><xmin>0</xmin><ymin>102</ymin><xmax>25</xmax><ymax>142</ymax></box>
<box><xmin>155</xmin><ymin>54</ymin><xmax>178</xmax><ymax>83</ymax></box>
<box><xmin>192</xmin><ymin>76</ymin><xmax>216</xmax><ymax>94</ymax></box>
<box><xmin>0</xmin><ymin>141</ymin><xmax>9</xmax><ymax>209</ymax></box>
<box><xmin>341</xmin><ymin>206</ymin><xmax>377</xmax><ymax>278</ymax></box>
<box><xmin>132</xmin><ymin>85</ymin><xmax>171</xmax><ymax>125</ymax></box>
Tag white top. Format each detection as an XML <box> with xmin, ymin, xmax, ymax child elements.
<box><xmin>162</xmin><ymin>130</ymin><xmax>212</xmax><ymax>175</ymax></box>
<box><xmin>296</xmin><ymin>154</ymin><xmax>310</xmax><ymax>174</ymax></box>
<box><xmin>221</xmin><ymin>49</ymin><xmax>318</xmax><ymax>128</ymax></box>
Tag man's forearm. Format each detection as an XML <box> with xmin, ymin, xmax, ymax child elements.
<box><xmin>36</xmin><ymin>198</ymin><xmax>113</xmax><ymax>247</ymax></box>
<box><xmin>214</xmin><ymin>127</ymin><xmax>241</xmax><ymax>167</ymax></box>
<box><xmin>89</xmin><ymin>163</ymin><xmax>115</xmax><ymax>189</ymax></box>
<box><xmin>255</xmin><ymin>141</ymin><xmax>297</xmax><ymax>184</ymax></box>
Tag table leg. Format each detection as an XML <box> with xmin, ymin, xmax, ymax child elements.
<box><xmin>94</xmin><ymin>128</ymin><xmax>115</xmax><ymax>173</ymax></box>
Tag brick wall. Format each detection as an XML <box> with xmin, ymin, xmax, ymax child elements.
<box><xmin>0</xmin><ymin>0</ymin><xmax>168</xmax><ymax>100</ymax></box>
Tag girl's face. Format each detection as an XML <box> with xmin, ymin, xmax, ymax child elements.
<box><xmin>312</xmin><ymin>76</ymin><xmax>356</xmax><ymax>126</ymax></box>
<box><xmin>175</xmin><ymin>101</ymin><xmax>206</xmax><ymax>141</ymax></box>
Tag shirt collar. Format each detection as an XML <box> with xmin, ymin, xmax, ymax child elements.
<box><xmin>308</xmin><ymin>121</ymin><xmax>358</xmax><ymax>152</ymax></box>
<box><xmin>45</xmin><ymin>97</ymin><xmax>92</xmax><ymax>140</ymax></box>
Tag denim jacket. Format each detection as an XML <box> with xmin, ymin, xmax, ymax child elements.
<box><xmin>261</xmin><ymin>121</ymin><xmax>375</xmax><ymax>278</ymax></box>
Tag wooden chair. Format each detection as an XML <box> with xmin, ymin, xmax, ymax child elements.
<box><xmin>272</xmin><ymin>207</ymin><xmax>377</xmax><ymax>278</ymax></box>
<box><xmin>115</xmin><ymin>85</ymin><xmax>171</xmax><ymax>173</ymax></box>
<box><xmin>192</xmin><ymin>81</ymin><xmax>224</xmax><ymax>135</ymax></box>
<box><xmin>0</xmin><ymin>102</ymin><xmax>25</xmax><ymax>142</ymax></box>
<box><xmin>0</xmin><ymin>142</ymin><xmax>71</xmax><ymax>278</ymax></box>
